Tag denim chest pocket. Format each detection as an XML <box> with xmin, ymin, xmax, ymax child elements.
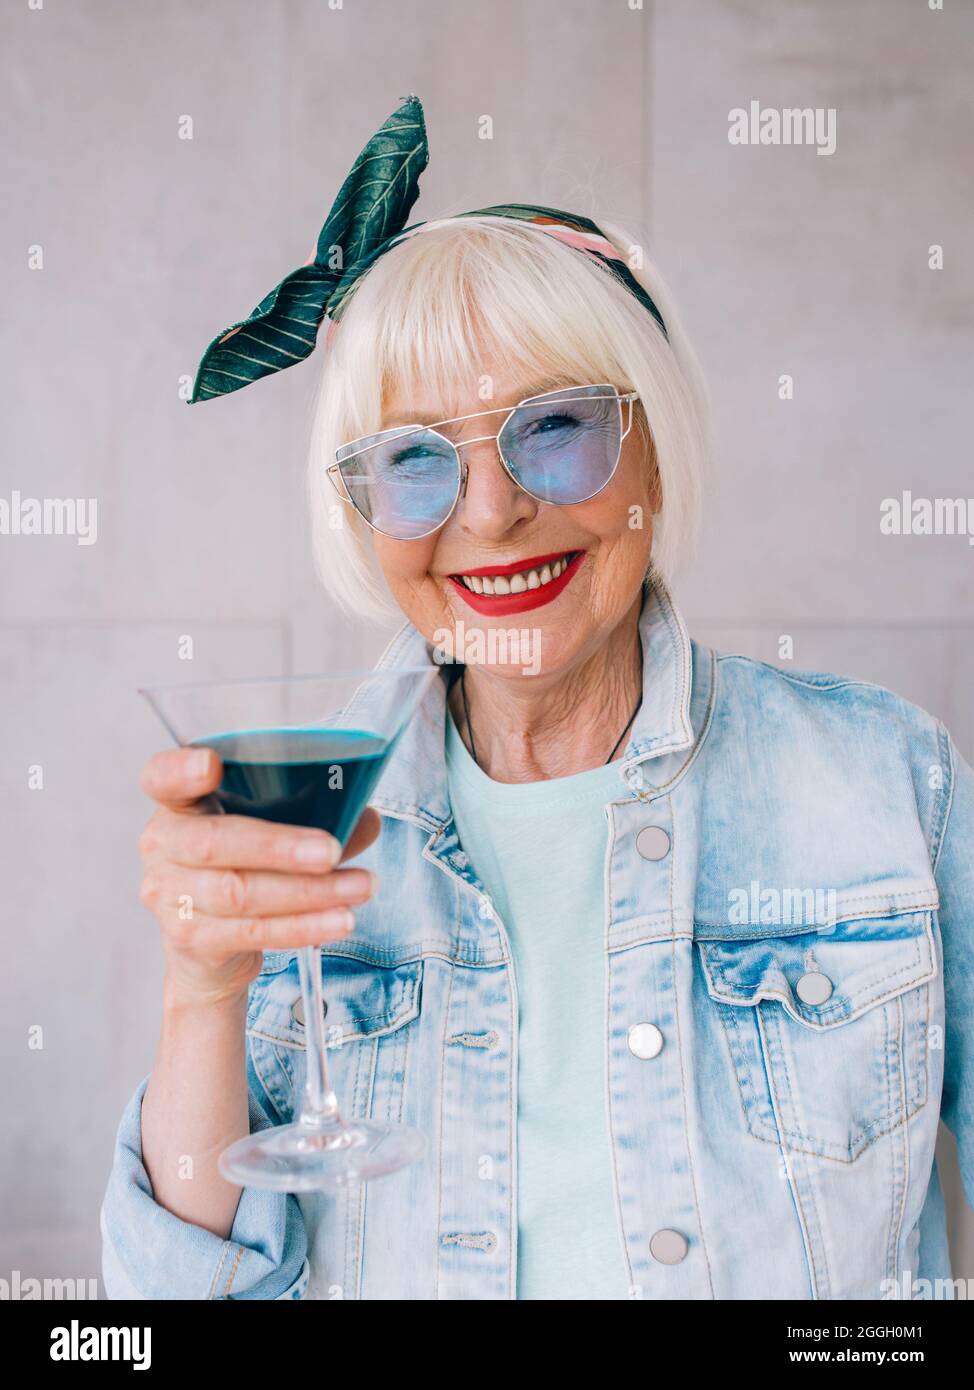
<box><xmin>245</xmin><ymin>952</ymin><xmax>423</xmax><ymax>1123</ymax></box>
<box><xmin>697</xmin><ymin>911</ymin><xmax>937</xmax><ymax>1163</ymax></box>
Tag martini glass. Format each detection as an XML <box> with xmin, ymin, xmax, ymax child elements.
<box><xmin>139</xmin><ymin>667</ymin><xmax>438</xmax><ymax>1192</ymax></box>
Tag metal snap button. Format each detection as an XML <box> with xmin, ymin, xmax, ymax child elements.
<box><xmin>291</xmin><ymin>996</ymin><xmax>328</xmax><ymax>1027</ymax></box>
<box><xmin>627</xmin><ymin>1023</ymin><xmax>664</xmax><ymax>1060</ymax></box>
<box><xmin>650</xmin><ymin>1229</ymin><xmax>689</xmax><ymax>1265</ymax></box>
<box><xmin>796</xmin><ymin>971</ymin><xmax>833</xmax><ymax>1006</ymax></box>
<box><xmin>635</xmin><ymin>825</ymin><xmax>671</xmax><ymax>861</ymax></box>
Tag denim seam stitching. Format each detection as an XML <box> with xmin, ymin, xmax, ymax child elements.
<box><xmin>666</xmin><ymin>799</ymin><xmax>715</xmax><ymax>1294</ymax></box>
<box><xmin>693</xmin><ymin>895</ymin><xmax>940</xmax><ymax>935</ymax></box>
<box><xmin>761</xmin><ymin>1007</ymin><xmax>830</xmax><ymax>1297</ymax></box>
<box><xmin>887</xmin><ymin>994</ymin><xmax>911</xmax><ymax>1286</ymax></box>
<box><xmin>628</xmin><ymin>646</ymin><xmax>717</xmax><ymax>801</ymax></box>
<box><xmin>702</xmin><ymin>929</ymin><xmax>929</xmax><ymax>1020</ymax></box>
<box><xmin>917</xmin><ymin>970</ymin><xmax>931</xmax><ymax>1111</ymax></box>
<box><xmin>207</xmin><ymin>1241</ymin><xmax>231</xmax><ymax>1301</ymax></box>
<box><xmin>249</xmin><ymin>1033</ymin><xmax>289</xmax><ymax>1123</ymax></box>
<box><xmin>246</xmin><ymin>969</ymin><xmax>420</xmax><ymax>1048</ymax></box>
<box><xmin>759</xmin><ymin>997</ymin><xmax>914</xmax><ymax>1162</ymax></box>
<box><xmin>655</xmin><ymin>574</ymin><xmax>692</xmax><ymax>743</ymax></box>
<box><xmin>712</xmin><ymin>977</ymin><xmax>923</xmax><ymax>1163</ymax></box>
<box><xmin>433</xmin><ymin>958</ymin><xmax>454</xmax><ymax>1302</ymax></box>
<box><xmin>710</xmin><ymin>998</ymin><xmax>762</xmax><ymax>1139</ymax></box>
<box><xmin>351</xmin><ymin>1041</ymin><xmax>375</xmax><ymax>1299</ymax></box>
<box><xmin>342</xmin><ymin>1042</ymin><xmax>372</xmax><ymax>1300</ymax></box>
<box><xmin>603</xmin><ymin>803</ymin><xmax>636</xmax><ymax>1295</ymax></box>
<box><xmin>222</xmin><ymin>1243</ymin><xmax>245</xmax><ymax>1298</ymax></box>
<box><xmin>392</xmin><ymin>1000</ymin><xmax>411</xmax><ymax>1126</ymax></box>
<box><xmin>715</xmin><ymin>654</ymin><xmax>933</xmax><ymax>704</ymax></box>
<box><xmin>505</xmin><ymin>943</ymin><xmax>517</xmax><ymax>1300</ymax></box>
<box><xmin>930</xmin><ymin>723</ymin><xmax>955</xmax><ymax>877</ymax></box>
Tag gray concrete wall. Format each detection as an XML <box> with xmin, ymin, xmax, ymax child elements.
<box><xmin>2</xmin><ymin>0</ymin><xmax>971</xmax><ymax>1291</ymax></box>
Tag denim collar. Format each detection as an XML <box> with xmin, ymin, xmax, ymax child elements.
<box><xmin>364</xmin><ymin>566</ymin><xmax>699</xmax><ymax>830</ymax></box>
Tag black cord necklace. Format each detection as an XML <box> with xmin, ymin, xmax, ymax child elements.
<box><xmin>458</xmin><ymin>664</ymin><xmax>643</xmax><ymax>772</ymax></box>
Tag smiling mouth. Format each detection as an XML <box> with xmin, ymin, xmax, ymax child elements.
<box><xmin>449</xmin><ymin>550</ymin><xmax>582</xmax><ymax>596</ymax></box>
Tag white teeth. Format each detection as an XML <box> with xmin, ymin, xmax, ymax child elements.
<box><xmin>456</xmin><ymin>552</ymin><xmax>577</xmax><ymax>595</ymax></box>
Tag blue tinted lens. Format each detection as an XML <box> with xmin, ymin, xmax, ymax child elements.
<box><xmin>336</xmin><ymin>429</ymin><xmax>459</xmax><ymax>539</ymax></box>
<box><xmin>500</xmin><ymin>389</ymin><xmax>622</xmax><ymax>504</ymax></box>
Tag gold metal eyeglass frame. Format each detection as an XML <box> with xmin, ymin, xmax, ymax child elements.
<box><xmin>325</xmin><ymin>384</ymin><xmax>638</xmax><ymax>541</ymax></box>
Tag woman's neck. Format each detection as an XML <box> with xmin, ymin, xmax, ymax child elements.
<box><xmin>446</xmin><ymin>593</ymin><xmax>644</xmax><ymax>783</ymax></box>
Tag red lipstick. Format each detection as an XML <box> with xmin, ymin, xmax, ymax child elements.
<box><xmin>446</xmin><ymin>550</ymin><xmax>586</xmax><ymax>616</ymax></box>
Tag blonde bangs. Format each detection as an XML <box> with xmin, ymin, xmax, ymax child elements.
<box><xmin>307</xmin><ymin>215</ymin><xmax>710</xmax><ymax>624</ymax></box>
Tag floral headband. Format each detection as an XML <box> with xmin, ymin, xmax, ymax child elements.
<box><xmin>188</xmin><ymin>94</ymin><xmax>667</xmax><ymax>405</ymax></box>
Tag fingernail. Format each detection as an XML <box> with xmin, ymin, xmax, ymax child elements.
<box><xmin>295</xmin><ymin>836</ymin><xmax>337</xmax><ymax>868</ymax></box>
<box><xmin>188</xmin><ymin>748</ymin><xmax>211</xmax><ymax>779</ymax></box>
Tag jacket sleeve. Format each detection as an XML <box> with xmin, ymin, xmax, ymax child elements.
<box><xmin>100</xmin><ymin>1073</ymin><xmax>309</xmax><ymax>1300</ymax></box>
<box><xmin>935</xmin><ymin>732</ymin><xmax>974</xmax><ymax>1215</ymax></box>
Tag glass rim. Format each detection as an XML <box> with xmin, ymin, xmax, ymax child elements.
<box><xmin>138</xmin><ymin>666</ymin><xmax>438</xmax><ymax>698</ymax></box>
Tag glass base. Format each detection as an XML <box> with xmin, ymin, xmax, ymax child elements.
<box><xmin>218</xmin><ymin>1117</ymin><xmax>426</xmax><ymax>1192</ymax></box>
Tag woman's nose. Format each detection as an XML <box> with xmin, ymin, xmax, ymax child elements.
<box><xmin>455</xmin><ymin>437</ymin><xmax>537</xmax><ymax>538</ymax></box>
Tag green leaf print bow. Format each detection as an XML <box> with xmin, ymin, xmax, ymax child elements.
<box><xmin>188</xmin><ymin>95</ymin><xmax>428</xmax><ymax>404</ymax></box>
<box><xmin>188</xmin><ymin>95</ymin><xmax>667</xmax><ymax>404</ymax></box>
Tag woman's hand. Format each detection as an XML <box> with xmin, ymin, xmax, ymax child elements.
<box><xmin>138</xmin><ymin>746</ymin><xmax>381</xmax><ymax>1008</ymax></box>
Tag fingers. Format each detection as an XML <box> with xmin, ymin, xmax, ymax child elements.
<box><xmin>164</xmin><ymin>907</ymin><xmax>360</xmax><ymax>955</ymax></box>
<box><xmin>140</xmin><ymin>749</ymin><xmax>384</xmax><ymax>895</ymax></box>
<box><xmin>139</xmin><ymin>757</ymin><xmax>389</xmax><ymax>979</ymax></box>
<box><xmin>142</xmin><ymin>809</ymin><xmax>342</xmax><ymax>873</ymax></box>
<box><xmin>141</xmin><ymin>864</ymin><xmax>376</xmax><ymax>920</ymax></box>
<box><xmin>141</xmin><ymin>747</ymin><xmax>223</xmax><ymax>811</ymax></box>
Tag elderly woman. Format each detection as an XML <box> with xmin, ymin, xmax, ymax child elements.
<box><xmin>102</xmin><ymin>98</ymin><xmax>974</xmax><ymax>1301</ymax></box>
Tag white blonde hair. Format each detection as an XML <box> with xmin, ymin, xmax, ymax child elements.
<box><xmin>306</xmin><ymin>215</ymin><xmax>710</xmax><ymax>623</ymax></box>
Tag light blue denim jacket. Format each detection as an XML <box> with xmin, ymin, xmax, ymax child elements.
<box><xmin>101</xmin><ymin>573</ymin><xmax>974</xmax><ymax>1300</ymax></box>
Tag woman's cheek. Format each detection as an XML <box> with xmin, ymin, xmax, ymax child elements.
<box><xmin>374</xmin><ymin>537</ymin><xmax>437</xmax><ymax>589</ymax></box>
<box><xmin>375</xmin><ymin>544</ymin><xmax>454</xmax><ymax>637</ymax></box>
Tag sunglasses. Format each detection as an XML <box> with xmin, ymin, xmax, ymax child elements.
<box><xmin>326</xmin><ymin>383</ymin><xmax>638</xmax><ymax>541</ymax></box>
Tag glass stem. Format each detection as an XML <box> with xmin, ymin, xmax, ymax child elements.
<box><xmin>297</xmin><ymin>945</ymin><xmax>342</xmax><ymax>1129</ymax></box>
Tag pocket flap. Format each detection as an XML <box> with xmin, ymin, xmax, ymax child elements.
<box><xmin>247</xmin><ymin>952</ymin><xmax>422</xmax><ymax>1048</ymax></box>
<box><xmin>698</xmin><ymin>911</ymin><xmax>936</xmax><ymax>1029</ymax></box>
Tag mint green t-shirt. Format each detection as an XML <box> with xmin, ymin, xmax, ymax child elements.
<box><xmin>444</xmin><ymin>706</ymin><xmax>629</xmax><ymax>1300</ymax></box>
